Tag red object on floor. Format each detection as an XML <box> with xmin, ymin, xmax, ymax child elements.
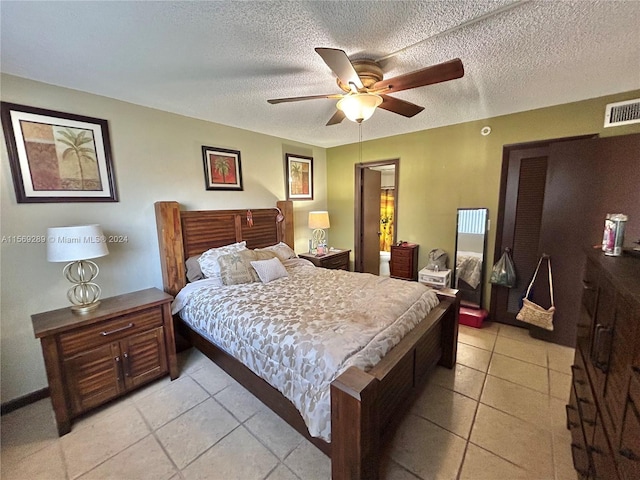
<box><xmin>459</xmin><ymin>307</ymin><xmax>488</xmax><ymax>328</ymax></box>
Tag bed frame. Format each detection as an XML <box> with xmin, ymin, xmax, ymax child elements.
<box><xmin>155</xmin><ymin>200</ymin><xmax>459</xmax><ymax>480</ymax></box>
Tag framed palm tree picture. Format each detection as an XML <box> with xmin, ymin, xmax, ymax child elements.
<box><xmin>1</xmin><ymin>102</ymin><xmax>118</xmax><ymax>203</ymax></box>
<box><xmin>285</xmin><ymin>154</ymin><xmax>313</xmax><ymax>200</ymax></box>
<box><xmin>202</xmin><ymin>146</ymin><xmax>243</xmax><ymax>191</ymax></box>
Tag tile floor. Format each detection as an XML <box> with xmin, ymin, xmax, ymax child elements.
<box><xmin>1</xmin><ymin>321</ymin><xmax>578</xmax><ymax>480</ymax></box>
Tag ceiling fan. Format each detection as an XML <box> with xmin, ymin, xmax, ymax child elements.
<box><xmin>267</xmin><ymin>48</ymin><xmax>464</xmax><ymax>125</ymax></box>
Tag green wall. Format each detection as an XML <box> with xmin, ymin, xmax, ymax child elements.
<box><xmin>326</xmin><ymin>90</ymin><xmax>640</xmax><ymax>308</ymax></box>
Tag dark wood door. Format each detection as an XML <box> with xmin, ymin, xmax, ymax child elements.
<box><xmin>491</xmin><ymin>144</ymin><xmax>552</xmax><ymax>328</ymax></box>
<box><xmin>491</xmin><ymin>133</ymin><xmax>640</xmax><ymax>347</ymax></box>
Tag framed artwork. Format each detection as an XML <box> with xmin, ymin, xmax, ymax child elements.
<box><xmin>1</xmin><ymin>102</ymin><xmax>118</xmax><ymax>203</ymax></box>
<box><xmin>285</xmin><ymin>154</ymin><xmax>313</xmax><ymax>200</ymax></box>
<box><xmin>202</xmin><ymin>146</ymin><xmax>243</xmax><ymax>191</ymax></box>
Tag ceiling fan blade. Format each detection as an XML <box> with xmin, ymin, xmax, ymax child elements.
<box><xmin>315</xmin><ymin>48</ymin><xmax>364</xmax><ymax>90</ymax></box>
<box><xmin>326</xmin><ymin>110</ymin><xmax>346</xmax><ymax>126</ymax></box>
<box><xmin>378</xmin><ymin>95</ymin><xmax>425</xmax><ymax>118</ymax></box>
<box><xmin>373</xmin><ymin>58</ymin><xmax>464</xmax><ymax>94</ymax></box>
<box><xmin>267</xmin><ymin>93</ymin><xmax>343</xmax><ymax>104</ymax></box>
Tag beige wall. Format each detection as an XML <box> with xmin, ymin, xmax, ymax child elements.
<box><xmin>0</xmin><ymin>74</ymin><xmax>327</xmax><ymax>403</ymax></box>
<box><xmin>326</xmin><ymin>90</ymin><xmax>640</xmax><ymax>306</ymax></box>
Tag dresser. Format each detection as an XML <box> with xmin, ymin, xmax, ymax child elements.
<box><xmin>32</xmin><ymin>288</ymin><xmax>178</xmax><ymax>435</ymax></box>
<box><xmin>567</xmin><ymin>250</ymin><xmax>640</xmax><ymax>479</ymax></box>
<box><xmin>390</xmin><ymin>243</ymin><xmax>419</xmax><ymax>281</ymax></box>
<box><xmin>298</xmin><ymin>249</ymin><xmax>350</xmax><ymax>270</ymax></box>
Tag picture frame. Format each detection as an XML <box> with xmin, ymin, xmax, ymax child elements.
<box><xmin>202</xmin><ymin>146</ymin><xmax>243</xmax><ymax>191</ymax></box>
<box><xmin>1</xmin><ymin>102</ymin><xmax>118</xmax><ymax>203</ymax></box>
<box><xmin>285</xmin><ymin>153</ymin><xmax>313</xmax><ymax>200</ymax></box>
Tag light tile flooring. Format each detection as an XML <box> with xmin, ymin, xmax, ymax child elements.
<box><xmin>1</xmin><ymin>321</ymin><xmax>578</xmax><ymax>480</ymax></box>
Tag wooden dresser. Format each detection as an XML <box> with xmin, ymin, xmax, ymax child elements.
<box><xmin>568</xmin><ymin>250</ymin><xmax>640</xmax><ymax>479</ymax></box>
<box><xmin>32</xmin><ymin>288</ymin><xmax>178</xmax><ymax>435</ymax></box>
<box><xmin>390</xmin><ymin>243</ymin><xmax>419</xmax><ymax>281</ymax></box>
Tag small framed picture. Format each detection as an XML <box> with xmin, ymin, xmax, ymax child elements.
<box><xmin>285</xmin><ymin>154</ymin><xmax>313</xmax><ymax>200</ymax></box>
<box><xmin>1</xmin><ymin>102</ymin><xmax>118</xmax><ymax>203</ymax></box>
<box><xmin>202</xmin><ymin>146</ymin><xmax>243</xmax><ymax>191</ymax></box>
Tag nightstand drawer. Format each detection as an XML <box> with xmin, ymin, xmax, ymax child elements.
<box><xmin>322</xmin><ymin>252</ymin><xmax>349</xmax><ymax>270</ymax></box>
<box><xmin>60</xmin><ymin>307</ymin><xmax>163</xmax><ymax>357</ymax></box>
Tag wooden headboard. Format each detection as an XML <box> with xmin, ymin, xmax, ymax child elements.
<box><xmin>155</xmin><ymin>200</ymin><xmax>294</xmax><ymax>297</ymax></box>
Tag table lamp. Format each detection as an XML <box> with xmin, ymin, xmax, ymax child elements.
<box><xmin>308</xmin><ymin>211</ymin><xmax>330</xmax><ymax>254</ymax></box>
<box><xmin>47</xmin><ymin>224</ymin><xmax>109</xmax><ymax>314</ymax></box>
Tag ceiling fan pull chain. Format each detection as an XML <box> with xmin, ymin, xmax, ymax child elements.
<box><xmin>359</xmin><ymin>123</ymin><xmax>363</xmax><ymax>163</ymax></box>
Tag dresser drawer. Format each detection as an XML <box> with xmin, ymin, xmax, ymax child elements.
<box><xmin>391</xmin><ymin>248</ymin><xmax>413</xmax><ymax>259</ymax></box>
<box><xmin>60</xmin><ymin>307</ymin><xmax>164</xmax><ymax>358</ymax></box>
<box><xmin>618</xmin><ymin>379</ymin><xmax>640</xmax><ymax>480</ymax></box>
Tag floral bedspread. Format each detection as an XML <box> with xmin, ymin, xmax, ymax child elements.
<box><xmin>173</xmin><ymin>259</ymin><xmax>439</xmax><ymax>441</ymax></box>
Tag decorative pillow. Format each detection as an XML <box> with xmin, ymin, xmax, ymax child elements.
<box><xmin>255</xmin><ymin>242</ymin><xmax>297</xmax><ymax>262</ymax></box>
<box><xmin>198</xmin><ymin>241</ymin><xmax>247</xmax><ymax>280</ymax></box>
<box><xmin>185</xmin><ymin>255</ymin><xmax>204</xmax><ymax>283</ymax></box>
<box><xmin>217</xmin><ymin>249</ymin><xmax>278</xmax><ymax>286</ymax></box>
<box><xmin>250</xmin><ymin>257</ymin><xmax>289</xmax><ymax>284</ymax></box>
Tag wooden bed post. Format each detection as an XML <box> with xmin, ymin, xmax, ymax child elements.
<box><xmin>155</xmin><ymin>201</ymin><xmax>186</xmax><ymax>297</ymax></box>
<box><xmin>276</xmin><ymin>200</ymin><xmax>294</xmax><ymax>249</ymax></box>
<box><xmin>331</xmin><ymin>366</ymin><xmax>380</xmax><ymax>480</ymax></box>
<box><xmin>436</xmin><ymin>288</ymin><xmax>461</xmax><ymax>368</ymax></box>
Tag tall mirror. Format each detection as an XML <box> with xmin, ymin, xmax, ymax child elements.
<box><xmin>453</xmin><ymin>208</ymin><xmax>488</xmax><ymax>309</ymax></box>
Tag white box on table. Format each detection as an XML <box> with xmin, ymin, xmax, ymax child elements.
<box><xmin>418</xmin><ymin>268</ymin><xmax>451</xmax><ymax>289</ymax></box>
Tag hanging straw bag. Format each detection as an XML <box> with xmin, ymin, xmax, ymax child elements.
<box><xmin>516</xmin><ymin>255</ymin><xmax>555</xmax><ymax>331</ymax></box>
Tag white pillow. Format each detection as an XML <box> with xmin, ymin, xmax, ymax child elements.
<box><xmin>255</xmin><ymin>242</ymin><xmax>297</xmax><ymax>261</ymax></box>
<box><xmin>250</xmin><ymin>257</ymin><xmax>289</xmax><ymax>283</ymax></box>
<box><xmin>198</xmin><ymin>241</ymin><xmax>247</xmax><ymax>280</ymax></box>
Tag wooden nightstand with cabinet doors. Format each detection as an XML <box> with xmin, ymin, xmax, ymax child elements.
<box><xmin>31</xmin><ymin>287</ymin><xmax>178</xmax><ymax>436</ymax></box>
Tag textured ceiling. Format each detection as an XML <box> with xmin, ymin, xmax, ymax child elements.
<box><xmin>1</xmin><ymin>1</ymin><xmax>639</xmax><ymax>148</ymax></box>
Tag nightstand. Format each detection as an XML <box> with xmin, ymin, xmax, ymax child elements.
<box><xmin>32</xmin><ymin>287</ymin><xmax>178</xmax><ymax>436</ymax></box>
<box><xmin>390</xmin><ymin>243</ymin><xmax>419</xmax><ymax>280</ymax></box>
<box><xmin>299</xmin><ymin>249</ymin><xmax>351</xmax><ymax>270</ymax></box>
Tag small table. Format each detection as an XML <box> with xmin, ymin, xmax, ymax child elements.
<box><xmin>32</xmin><ymin>287</ymin><xmax>177</xmax><ymax>435</ymax></box>
<box><xmin>299</xmin><ymin>249</ymin><xmax>351</xmax><ymax>271</ymax></box>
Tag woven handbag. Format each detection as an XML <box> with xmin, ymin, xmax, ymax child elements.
<box><xmin>516</xmin><ymin>255</ymin><xmax>555</xmax><ymax>331</ymax></box>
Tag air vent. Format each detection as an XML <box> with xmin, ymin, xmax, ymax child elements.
<box><xmin>604</xmin><ymin>98</ymin><xmax>640</xmax><ymax>127</ymax></box>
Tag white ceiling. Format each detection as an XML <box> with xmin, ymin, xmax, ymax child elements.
<box><xmin>1</xmin><ymin>1</ymin><xmax>639</xmax><ymax>148</ymax></box>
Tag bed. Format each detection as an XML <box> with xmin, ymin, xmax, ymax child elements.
<box><xmin>155</xmin><ymin>200</ymin><xmax>459</xmax><ymax>480</ymax></box>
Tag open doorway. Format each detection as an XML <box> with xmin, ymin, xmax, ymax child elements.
<box><xmin>354</xmin><ymin>159</ymin><xmax>399</xmax><ymax>274</ymax></box>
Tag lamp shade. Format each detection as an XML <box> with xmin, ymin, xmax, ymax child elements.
<box><xmin>308</xmin><ymin>211</ymin><xmax>330</xmax><ymax>229</ymax></box>
<box><xmin>336</xmin><ymin>93</ymin><xmax>383</xmax><ymax>123</ymax></box>
<box><xmin>47</xmin><ymin>225</ymin><xmax>109</xmax><ymax>262</ymax></box>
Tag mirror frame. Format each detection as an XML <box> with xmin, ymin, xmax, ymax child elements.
<box><xmin>453</xmin><ymin>208</ymin><xmax>489</xmax><ymax>309</ymax></box>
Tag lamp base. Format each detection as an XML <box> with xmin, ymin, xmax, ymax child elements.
<box><xmin>71</xmin><ymin>301</ymin><xmax>101</xmax><ymax>315</ymax></box>
<box><xmin>63</xmin><ymin>260</ymin><xmax>102</xmax><ymax>315</ymax></box>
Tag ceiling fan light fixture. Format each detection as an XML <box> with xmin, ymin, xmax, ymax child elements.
<box><xmin>336</xmin><ymin>93</ymin><xmax>383</xmax><ymax>123</ymax></box>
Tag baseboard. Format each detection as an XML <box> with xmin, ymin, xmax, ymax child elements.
<box><xmin>1</xmin><ymin>387</ymin><xmax>49</xmax><ymax>416</ymax></box>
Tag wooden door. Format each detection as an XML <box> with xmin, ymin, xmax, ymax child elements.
<box><xmin>355</xmin><ymin>160</ymin><xmax>399</xmax><ymax>274</ymax></box>
<box><xmin>362</xmin><ymin>167</ymin><xmax>381</xmax><ymax>274</ymax></box>
<box><xmin>65</xmin><ymin>343</ymin><xmax>123</xmax><ymax>414</ymax></box>
<box><xmin>122</xmin><ymin>327</ymin><xmax>167</xmax><ymax>390</ymax></box>
<box><xmin>491</xmin><ymin>144</ymin><xmax>552</xmax><ymax>327</ymax></box>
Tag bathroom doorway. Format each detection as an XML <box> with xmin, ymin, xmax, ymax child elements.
<box><xmin>354</xmin><ymin>159</ymin><xmax>399</xmax><ymax>275</ymax></box>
